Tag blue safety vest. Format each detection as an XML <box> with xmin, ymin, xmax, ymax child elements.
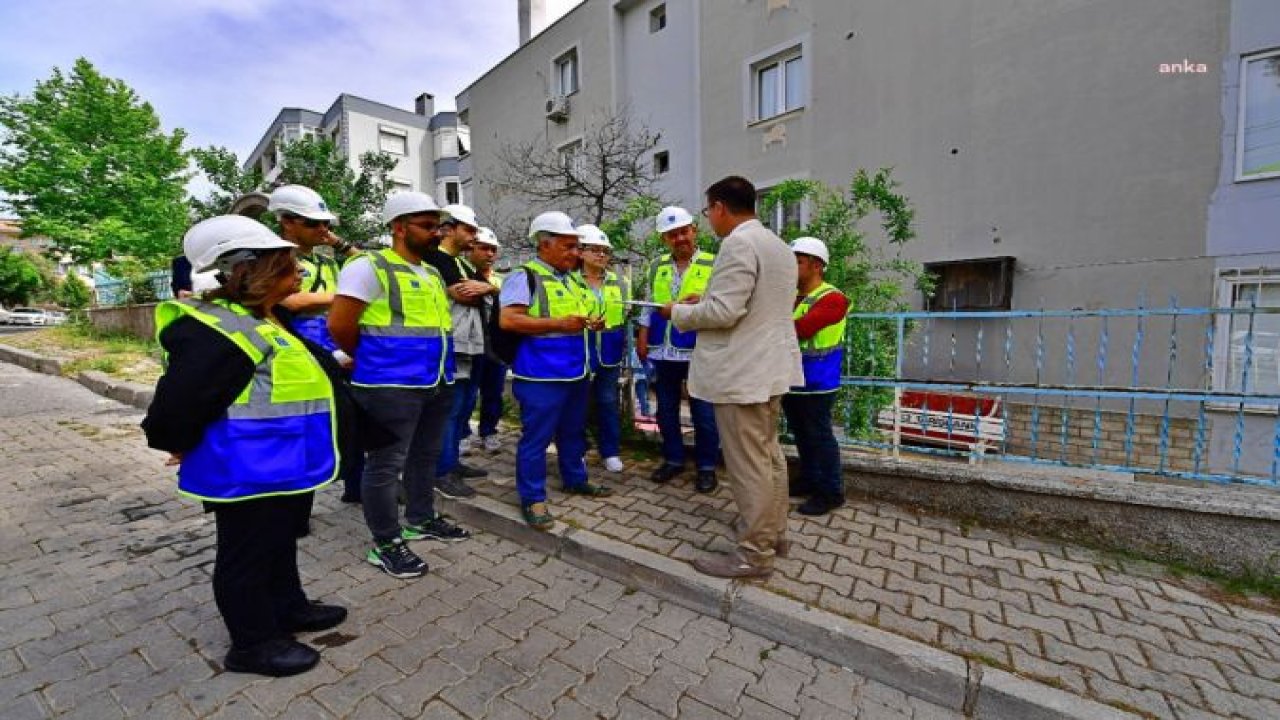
<box><xmin>512</xmin><ymin>261</ymin><xmax>590</xmax><ymax>382</ymax></box>
<box><xmin>155</xmin><ymin>299</ymin><xmax>338</xmax><ymax>502</ymax></box>
<box><xmin>647</xmin><ymin>251</ymin><xmax>714</xmax><ymax>351</ymax></box>
<box><xmin>351</xmin><ymin>249</ymin><xmax>455</xmax><ymax>388</ymax></box>
<box><xmin>790</xmin><ymin>283</ymin><xmax>847</xmax><ymax>394</ymax></box>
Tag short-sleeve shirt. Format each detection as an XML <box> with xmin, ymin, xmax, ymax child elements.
<box><xmin>336</xmin><ymin>254</ymin><xmax>436</xmax><ymax>304</ymax></box>
<box><xmin>499</xmin><ymin>260</ymin><xmax>564</xmax><ymax>308</ymax></box>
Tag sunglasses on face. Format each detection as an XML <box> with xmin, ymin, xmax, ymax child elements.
<box><xmin>289</xmin><ymin>215</ymin><xmax>331</xmax><ymax>229</ymax></box>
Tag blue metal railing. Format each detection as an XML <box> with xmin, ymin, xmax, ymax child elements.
<box><xmin>839</xmin><ymin>304</ymin><xmax>1280</xmax><ymax>487</ymax></box>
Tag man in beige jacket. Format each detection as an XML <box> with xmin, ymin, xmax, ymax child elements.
<box><xmin>664</xmin><ymin>176</ymin><xmax>804</xmax><ymax>578</ymax></box>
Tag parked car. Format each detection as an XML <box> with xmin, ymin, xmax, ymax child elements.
<box><xmin>44</xmin><ymin>311</ymin><xmax>67</xmax><ymax>325</ymax></box>
<box><xmin>8</xmin><ymin>307</ymin><xmax>48</xmax><ymax>326</ymax></box>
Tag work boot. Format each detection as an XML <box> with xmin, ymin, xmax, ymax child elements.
<box><xmin>649</xmin><ymin>463</ymin><xmax>683</xmax><ymax>484</ymax></box>
<box><xmin>694</xmin><ymin>469</ymin><xmax>718</xmax><ymax>494</ymax></box>
<box><xmin>455</xmin><ymin>462</ymin><xmax>489</xmax><ymax>479</ymax></box>
<box><xmin>436</xmin><ymin>473</ymin><xmax>477</xmax><ymax>499</ymax></box>
<box><xmin>281</xmin><ymin>602</ymin><xmax>348</xmax><ymax>633</ymax></box>
<box><xmin>224</xmin><ymin>638</ymin><xmax>320</xmax><ymax>677</ymax></box>
<box><xmin>798</xmin><ymin>494</ymin><xmax>845</xmax><ymax>517</ymax></box>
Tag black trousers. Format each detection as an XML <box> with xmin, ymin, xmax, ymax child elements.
<box><xmin>211</xmin><ymin>493</ymin><xmax>312</xmax><ymax>649</ymax></box>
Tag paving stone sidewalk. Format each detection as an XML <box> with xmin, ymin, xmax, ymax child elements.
<box><xmin>0</xmin><ymin>362</ymin><xmax>960</xmax><ymax>719</ymax></box>
<box><xmin>461</xmin><ymin>436</ymin><xmax>1280</xmax><ymax>720</ymax></box>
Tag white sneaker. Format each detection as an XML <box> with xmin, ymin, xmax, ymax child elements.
<box><xmin>458</xmin><ymin>436</ymin><xmax>473</xmax><ymax>454</ymax></box>
<box><xmin>604</xmin><ymin>456</ymin><xmax>625</xmax><ymax>473</ymax></box>
<box><xmin>483</xmin><ymin>435</ymin><xmax>502</xmax><ymax>452</ymax></box>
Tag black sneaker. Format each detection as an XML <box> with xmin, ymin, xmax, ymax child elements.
<box><xmin>456</xmin><ymin>462</ymin><xmax>489</xmax><ymax>479</ymax></box>
<box><xmin>695</xmin><ymin>470</ymin><xmax>718</xmax><ymax>494</ymax></box>
<box><xmin>402</xmin><ymin>514</ymin><xmax>471</xmax><ymax>542</ymax></box>
<box><xmin>436</xmin><ymin>473</ymin><xmax>478</xmax><ymax>499</ymax></box>
<box><xmin>366</xmin><ymin>538</ymin><xmax>427</xmax><ymax>579</ymax></box>
<box><xmin>649</xmin><ymin>464</ymin><xmax>683</xmax><ymax>484</ymax></box>
<box><xmin>798</xmin><ymin>494</ymin><xmax>846</xmax><ymax>517</ymax></box>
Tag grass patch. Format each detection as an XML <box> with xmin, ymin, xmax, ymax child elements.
<box><xmin>3</xmin><ymin>321</ymin><xmax>162</xmax><ymax>384</ymax></box>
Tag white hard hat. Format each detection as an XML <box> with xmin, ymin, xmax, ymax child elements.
<box><xmin>577</xmin><ymin>224</ymin><xmax>612</xmax><ymax>248</ymax></box>
<box><xmin>528</xmin><ymin>211</ymin><xmax>584</xmax><ymax>239</ymax></box>
<box><xmin>442</xmin><ymin>204</ymin><xmax>479</xmax><ymax>229</ymax></box>
<box><xmin>791</xmin><ymin>236</ymin><xmax>830</xmax><ymax>265</ymax></box>
<box><xmin>268</xmin><ymin>184</ymin><xmax>337</xmax><ymax>222</ymax></box>
<box><xmin>184</xmin><ymin>215</ymin><xmax>296</xmax><ymax>273</ymax></box>
<box><xmin>383</xmin><ymin>191</ymin><xmax>446</xmax><ymax>223</ymax></box>
<box><xmin>474</xmin><ymin>227</ymin><xmax>500</xmax><ymax>247</ymax></box>
<box><xmin>655</xmin><ymin>206</ymin><xmax>695</xmax><ymax>234</ymax></box>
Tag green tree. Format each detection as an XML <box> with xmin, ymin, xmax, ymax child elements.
<box><xmin>189</xmin><ymin>146</ymin><xmax>263</xmax><ymax>220</ymax></box>
<box><xmin>761</xmin><ymin>169</ymin><xmax>934</xmax><ymax>436</ymax></box>
<box><xmin>0</xmin><ymin>58</ymin><xmax>190</xmax><ymax>269</ymax></box>
<box><xmin>54</xmin><ymin>271</ymin><xmax>92</xmax><ymax>309</ymax></box>
<box><xmin>275</xmin><ymin>137</ymin><xmax>397</xmax><ymax>246</ymax></box>
<box><xmin>0</xmin><ymin>247</ymin><xmax>46</xmax><ymax>307</ymax></box>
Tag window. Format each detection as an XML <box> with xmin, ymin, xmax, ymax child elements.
<box><xmin>650</xmin><ymin>4</ymin><xmax>667</xmax><ymax>33</ymax></box>
<box><xmin>753</xmin><ymin>49</ymin><xmax>805</xmax><ymax>121</ymax></box>
<box><xmin>554</xmin><ymin>48</ymin><xmax>579</xmax><ymax>95</ymax></box>
<box><xmin>559</xmin><ymin>140</ymin><xmax>584</xmax><ymax>175</ymax></box>
<box><xmin>445</xmin><ymin>181</ymin><xmax>460</xmax><ymax>205</ymax></box>
<box><xmin>756</xmin><ymin>188</ymin><xmax>803</xmax><ymax>232</ymax></box>
<box><xmin>456</xmin><ymin>133</ymin><xmax>469</xmax><ymax>156</ymax></box>
<box><xmin>378</xmin><ymin>126</ymin><xmax>408</xmax><ymax>155</ymax></box>
<box><xmin>1237</xmin><ymin>50</ymin><xmax>1280</xmax><ymax>181</ymax></box>
<box><xmin>653</xmin><ymin>150</ymin><xmax>670</xmax><ymax>175</ymax></box>
<box><xmin>1217</xmin><ymin>272</ymin><xmax>1280</xmax><ymax>396</ymax></box>
<box><xmin>922</xmin><ymin>257</ymin><xmax>1016</xmax><ymax>311</ymax></box>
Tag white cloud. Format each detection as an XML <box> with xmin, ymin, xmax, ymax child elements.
<box><xmin>0</xmin><ymin>0</ymin><xmax>584</xmax><ymax>162</ymax></box>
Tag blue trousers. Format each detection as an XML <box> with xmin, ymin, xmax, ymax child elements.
<box><xmin>653</xmin><ymin>359</ymin><xmax>719</xmax><ymax>470</ymax></box>
<box><xmin>513</xmin><ymin>379</ymin><xmax>590</xmax><ymax>505</ymax></box>
<box><xmin>436</xmin><ymin>357</ymin><xmax>478</xmax><ymax>477</ymax></box>
<box><xmin>588</xmin><ymin>365</ymin><xmax>622</xmax><ymax>458</ymax></box>
<box><xmin>781</xmin><ymin>392</ymin><xmax>843</xmax><ymax>499</ymax></box>
<box><xmin>461</xmin><ymin>354</ymin><xmax>507</xmax><ymax>439</ymax></box>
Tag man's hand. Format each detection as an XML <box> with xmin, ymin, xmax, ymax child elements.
<box><xmin>448</xmin><ymin>279</ymin><xmax>495</xmax><ymax>305</ymax></box>
<box><xmin>559</xmin><ymin>315</ymin><xmax>592</xmax><ymax>333</ymax></box>
<box><xmin>679</xmin><ymin>293</ymin><xmax>701</xmax><ymax>304</ymax></box>
<box><xmin>658</xmin><ymin>302</ymin><xmax>675</xmax><ymax>319</ymax></box>
<box><xmin>165</xmin><ymin>452</ymin><xmax>184</xmax><ymax>466</ymax></box>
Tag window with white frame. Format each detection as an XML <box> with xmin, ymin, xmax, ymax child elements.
<box><xmin>756</xmin><ymin>187</ymin><xmax>804</xmax><ymax>232</ymax></box>
<box><xmin>378</xmin><ymin>126</ymin><xmax>408</xmax><ymax>155</ymax></box>
<box><xmin>1217</xmin><ymin>272</ymin><xmax>1280</xmax><ymax>396</ymax></box>
<box><xmin>1238</xmin><ymin>49</ymin><xmax>1280</xmax><ymax>181</ymax></box>
<box><xmin>559</xmin><ymin>140</ymin><xmax>584</xmax><ymax>176</ymax></box>
<box><xmin>554</xmin><ymin>48</ymin><xmax>579</xmax><ymax>96</ymax></box>
<box><xmin>752</xmin><ymin>48</ymin><xmax>805</xmax><ymax>122</ymax></box>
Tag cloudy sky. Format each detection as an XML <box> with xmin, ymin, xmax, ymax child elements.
<box><xmin>0</xmin><ymin>0</ymin><xmax>583</xmax><ymax>161</ymax></box>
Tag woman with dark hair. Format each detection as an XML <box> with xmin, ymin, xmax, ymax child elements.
<box><xmin>142</xmin><ymin>215</ymin><xmax>346</xmax><ymax>677</ymax></box>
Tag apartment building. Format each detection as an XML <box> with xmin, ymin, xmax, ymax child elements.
<box><xmin>460</xmin><ymin>0</ymin><xmax>1276</xmax><ymax>476</ymax></box>
<box><xmin>244</xmin><ymin>92</ymin><xmax>470</xmax><ymax>204</ymax></box>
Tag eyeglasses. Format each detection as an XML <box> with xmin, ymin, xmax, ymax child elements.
<box><xmin>405</xmin><ymin>221</ymin><xmax>441</xmax><ymax>233</ymax></box>
<box><xmin>583</xmin><ymin>247</ymin><xmax>611</xmax><ymax>254</ymax></box>
<box><xmin>289</xmin><ymin>215</ymin><xmax>331</xmax><ymax>229</ymax></box>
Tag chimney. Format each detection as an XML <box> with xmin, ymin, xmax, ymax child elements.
<box><xmin>518</xmin><ymin>0</ymin><xmax>547</xmax><ymax>45</ymax></box>
<box><xmin>415</xmin><ymin>92</ymin><xmax>435</xmax><ymax>117</ymax></box>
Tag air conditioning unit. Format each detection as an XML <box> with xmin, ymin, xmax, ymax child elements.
<box><xmin>545</xmin><ymin>95</ymin><xmax>570</xmax><ymax>122</ymax></box>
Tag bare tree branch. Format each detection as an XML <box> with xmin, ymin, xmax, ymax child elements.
<box><xmin>491</xmin><ymin>106</ymin><xmax>662</xmax><ymax>226</ymax></box>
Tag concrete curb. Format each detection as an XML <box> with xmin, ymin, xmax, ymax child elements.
<box><xmin>0</xmin><ymin>343</ymin><xmax>153</xmax><ymax>410</ymax></box>
<box><xmin>75</xmin><ymin>370</ymin><xmax>154</xmax><ymax>410</ymax></box>
<box><xmin>441</xmin><ymin>495</ymin><xmax>1137</xmax><ymax>720</ymax></box>
<box><xmin>0</xmin><ymin>343</ymin><xmax>66</xmax><ymax>376</ymax></box>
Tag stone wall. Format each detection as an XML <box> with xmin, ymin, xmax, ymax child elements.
<box><xmin>87</xmin><ymin>303</ymin><xmax>157</xmax><ymax>342</ymax></box>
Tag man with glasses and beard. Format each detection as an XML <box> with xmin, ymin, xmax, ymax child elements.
<box><xmin>328</xmin><ymin>192</ymin><xmax>471</xmax><ymax>579</ymax></box>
